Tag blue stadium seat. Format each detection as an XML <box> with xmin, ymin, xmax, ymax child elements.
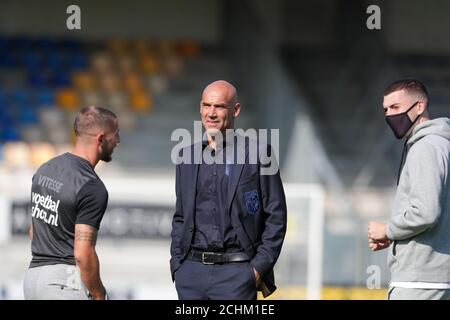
<box><xmin>45</xmin><ymin>53</ymin><xmax>65</xmax><ymax>70</ymax></box>
<box><xmin>34</xmin><ymin>88</ymin><xmax>55</xmax><ymax>107</ymax></box>
<box><xmin>67</xmin><ymin>53</ymin><xmax>88</xmax><ymax>70</ymax></box>
<box><xmin>51</xmin><ymin>71</ymin><xmax>72</xmax><ymax>88</ymax></box>
<box><xmin>10</xmin><ymin>89</ymin><xmax>31</xmax><ymax>105</ymax></box>
<box><xmin>18</xmin><ymin>105</ymin><xmax>39</xmax><ymax>125</ymax></box>
<box><xmin>0</xmin><ymin>107</ymin><xmax>16</xmax><ymax>130</ymax></box>
<box><xmin>23</xmin><ymin>52</ymin><xmax>42</xmax><ymax>71</ymax></box>
<box><xmin>1</xmin><ymin>125</ymin><xmax>21</xmax><ymax>142</ymax></box>
<box><xmin>28</xmin><ymin>70</ymin><xmax>51</xmax><ymax>88</ymax></box>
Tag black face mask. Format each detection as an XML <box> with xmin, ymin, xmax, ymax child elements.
<box><xmin>385</xmin><ymin>101</ymin><xmax>420</xmax><ymax>139</ymax></box>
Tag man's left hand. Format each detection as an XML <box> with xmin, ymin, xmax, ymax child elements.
<box><xmin>253</xmin><ymin>268</ymin><xmax>261</xmax><ymax>288</ymax></box>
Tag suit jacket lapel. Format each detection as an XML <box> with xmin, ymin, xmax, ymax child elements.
<box><xmin>187</xmin><ymin>142</ymin><xmax>201</xmax><ymax>218</ymax></box>
<box><xmin>227</xmin><ymin>136</ymin><xmax>247</xmax><ymax>211</ymax></box>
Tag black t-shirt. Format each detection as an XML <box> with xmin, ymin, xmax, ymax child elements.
<box><xmin>29</xmin><ymin>152</ymin><xmax>108</xmax><ymax>268</ymax></box>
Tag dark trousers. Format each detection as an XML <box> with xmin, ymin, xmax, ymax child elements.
<box><xmin>175</xmin><ymin>259</ymin><xmax>257</xmax><ymax>300</ymax></box>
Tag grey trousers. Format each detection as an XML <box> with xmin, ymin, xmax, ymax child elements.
<box><xmin>388</xmin><ymin>286</ymin><xmax>450</xmax><ymax>300</ymax></box>
<box><xmin>24</xmin><ymin>264</ymin><xmax>90</xmax><ymax>300</ymax></box>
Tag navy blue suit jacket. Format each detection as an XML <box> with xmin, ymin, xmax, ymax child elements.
<box><xmin>170</xmin><ymin>137</ymin><xmax>287</xmax><ymax>297</ymax></box>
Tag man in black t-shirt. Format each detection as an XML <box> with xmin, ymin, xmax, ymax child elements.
<box><xmin>24</xmin><ymin>106</ymin><xmax>120</xmax><ymax>300</ymax></box>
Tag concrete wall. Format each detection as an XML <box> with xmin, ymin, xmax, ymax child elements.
<box><xmin>0</xmin><ymin>0</ymin><xmax>220</xmax><ymax>42</ymax></box>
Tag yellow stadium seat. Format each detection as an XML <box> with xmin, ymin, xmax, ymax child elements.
<box><xmin>158</xmin><ymin>40</ymin><xmax>176</xmax><ymax>56</ymax></box>
<box><xmin>140</xmin><ymin>53</ymin><xmax>160</xmax><ymax>74</ymax></box>
<box><xmin>129</xmin><ymin>90</ymin><xmax>153</xmax><ymax>113</ymax></box>
<box><xmin>123</xmin><ymin>72</ymin><xmax>144</xmax><ymax>92</ymax></box>
<box><xmin>72</xmin><ymin>71</ymin><xmax>96</xmax><ymax>91</ymax></box>
<box><xmin>178</xmin><ymin>40</ymin><xmax>201</xmax><ymax>58</ymax></box>
<box><xmin>56</xmin><ymin>88</ymin><xmax>79</xmax><ymax>111</ymax></box>
<box><xmin>107</xmin><ymin>38</ymin><xmax>129</xmax><ymax>55</ymax></box>
<box><xmin>132</xmin><ymin>39</ymin><xmax>149</xmax><ymax>56</ymax></box>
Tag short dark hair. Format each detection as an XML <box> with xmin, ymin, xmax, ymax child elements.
<box><xmin>74</xmin><ymin>106</ymin><xmax>117</xmax><ymax>137</ymax></box>
<box><xmin>383</xmin><ymin>79</ymin><xmax>429</xmax><ymax>103</ymax></box>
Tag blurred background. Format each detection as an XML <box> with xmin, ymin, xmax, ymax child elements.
<box><xmin>0</xmin><ymin>0</ymin><xmax>449</xmax><ymax>299</ymax></box>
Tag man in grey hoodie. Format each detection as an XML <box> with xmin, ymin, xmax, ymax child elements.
<box><xmin>368</xmin><ymin>79</ymin><xmax>450</xmax><ymax>300</ymax></box>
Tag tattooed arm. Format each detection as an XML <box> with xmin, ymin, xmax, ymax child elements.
<box><xmin>74</xmin><ymin>224</ymin><xmax>106</xmax><ymax>300</ymax></box>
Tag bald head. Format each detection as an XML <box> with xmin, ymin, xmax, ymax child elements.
<box><xmin>202</xmin><ymin>80</ymin><xmax>238</xmax><ymax>105</ymax></box>
<box><xmin>200</xmin><ymin>80</ymin><xmax>241</xmax><ymax>134</ymax></box>
<box><xmin>74</xmin><ymin>106</ymin><xmax>118</xmax><ymax>138</ymax></box>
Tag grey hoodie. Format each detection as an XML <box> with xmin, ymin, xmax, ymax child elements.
<box><xmin>387</xmin><ymin>117</ymin><xmax>450</xmax><ymax>282</ymax></box>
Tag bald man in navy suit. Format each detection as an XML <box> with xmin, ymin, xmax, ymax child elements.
<box><xmin>170</xmin><ymin>80</ymin><xmax>287</xmax><ymax>300</ymax></box>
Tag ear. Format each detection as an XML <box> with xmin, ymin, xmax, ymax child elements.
<box><xmin>233</xmin><ymin>103</ymin><xmax>241</xmax><ymax>118</ymax></box>
<box><xmin>417</xmin><ymin>100</ymin><xmax>426</xmax><ymax>114</ymax></box>
<box><xmin>96</xmin><ymin>133</ymin><xmax>105</xmax><ymax>145</ymax></box>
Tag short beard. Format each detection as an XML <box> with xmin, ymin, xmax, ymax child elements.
<box><xmin>101</xmin><ymin>154</ymin><xmax>112</xmax><ymax>162</ymax></box>
<box><xmin>100</xmin><ymin>146</ymin><xmax>113</xmax><ymax>162</ymax></box>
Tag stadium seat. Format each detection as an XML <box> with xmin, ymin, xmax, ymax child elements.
<box><xmin>56</xmin><ymin>88</ymin><xmax>79</xmax><ymax>111</ymax></box>
<box><xmin>2</xmin><ymin>126</ymin><xmax>21</xmax><ymax>142</ymax></box>
<box><xmin>28</xmin><ymin>70</ymin><xmax>51</xmax><ymax>88</ymax></box>
<box><xmin>51</xmin><ymin>71</ymin><xmax>72</xmax><ymax>88</ymax></box>
<box><xmin>108</xmin><ymin>38</ymin><xmax>129</xmax><ymax>55</ymax></box>
<box><xmin>34</xmin><ymin>88</ymin><xmax>55</xmax><ymax>107</ymax></box>
<box><xmin>10</xmin><ymin>89</ymin><xmax>31</xmax><ymax>105</ymax></box>
<box><xmin>67</xmin><ymin>52</ymin><xmax>88</xmax><ymax>70</ymax></box>
<box><xmin>131</xmin><ymin>39</ymin><xmax>150</xmax><ymax>56</ymax></box>
<box><xmin>140</xmin><ymin>53</ymin><xmax>159</xmax><ymax>74</ymax></box>
<box><xmin>123</xmin><ymin>72</ymin><xmax>144</xmax><ymax>92</ymax></box>
<box><xmin>45</xmin><ymin>53</ymin><xmax>65</xmax><ymax>71</ymax></box>
<box><xmin>18</xmin><ymin>105</ymin><xmax>39</xmax><ymax>125</ymax></box>
<box><xmin>178</xmin><ymin>40</ymin><xmax>201</xmax><ymax>58</ymax></box>
<box><xmin>72</xmin><ymin>71</ymin><xmax>97</xmax><ymax>91</ymax></box>
<box><xmin>23</xmin><ymin>52</ymin><xmax>42</xmax><ymax>71</ymax></box>
<box><xmin>129</xmin><ymin>90</ymin><xmax>153</xmax><ymax>112</ymax></box>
